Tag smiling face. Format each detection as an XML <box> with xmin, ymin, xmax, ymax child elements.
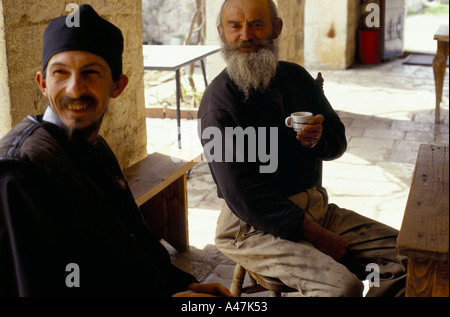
<box><xmin>36</xmin><ymin>50</ymin><xmax>128</xmax><ymax>142</ymax></box>
<box><xmin>218</xmin><ymin>0</ymin><xmax>282</xmax><ymax>52</ymax></box>
<box><xmin>217</xmin><ymin>0</ymin><xmax>283</xmax><ymax>99</ymax></box>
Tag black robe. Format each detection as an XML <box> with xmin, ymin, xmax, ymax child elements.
<box><xmin>0</xmin><ymin>116</ymin><xmax>197</xmax><ymax>296</ymax></box>
<box><xmin>198</xmin><ymin>62</ymin><xmax>348</xmax><ymax>242</ymax></box>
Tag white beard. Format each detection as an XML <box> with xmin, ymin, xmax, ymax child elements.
<box><xmin>222</xmin><ymin>39</ymin><xmax>279</xmax><ymax>100</ymax></box>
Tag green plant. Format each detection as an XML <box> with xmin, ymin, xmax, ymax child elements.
<box><xmin>408</xmin><ymin>3</ymin><xmax>449</xmax><ymax>15</ymax></box>
<box><xmin>424</xmin><ymin>3</ymin><xmax>449</xmax><ymax>15</ymax></box>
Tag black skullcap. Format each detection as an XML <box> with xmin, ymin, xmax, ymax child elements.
<box><xmin>42</xmin><ymin>4</ymin><xmax>123</xmax><ymax>81</ymax></box>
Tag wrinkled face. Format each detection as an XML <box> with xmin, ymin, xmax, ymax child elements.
<box><xmin>219</xmin><ymin>0</ymin><xmax>281</xmax><ymax>52</ymax></box>
<box><xmin>36</xmin><ymin>50</ymin><xmax>127</xmax><ymax>140</ymax></box>
<box><xmin>217</xmin><ymin>0</ymin><xmax>282</xmax><ymax>99</ymax></box>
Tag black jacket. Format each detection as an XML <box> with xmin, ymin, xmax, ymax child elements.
<box><xmin>0</xmin><ymin>116</ymin><xmax>197</xmax><ymax>296</ymax></box>
<box><xmin>198</xmin><ymin>62</ymin><xmax>347</xmax><ymax>242</ymax></box>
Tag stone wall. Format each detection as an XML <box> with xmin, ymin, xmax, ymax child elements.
<box><xmin>277</xmin><ymin>0</ymin><xmax>305</xmax><ymax>66</ymax></box>
<box><xmin>205</xmin><ymin>0</ymin><xmax>226</xmax><ymax>81</ymax></box>
<box><xmin>304</xmin><ymin>0</ymin><xmax>361</xmax><ymax>70</ymax></box>
<box><xmin>0</xmin><ymin>0</ymin><xmax>147</xmax><ymax>169</ymax></box>
<box><xmin>142</xmin><ymin>0</ymin><xmax>198</xmax><ymax>45</ymax></box>
<box><xmin>347</xmin><ymin>0</ymin><xmax>362</xmax><ymax>67</ymax></box>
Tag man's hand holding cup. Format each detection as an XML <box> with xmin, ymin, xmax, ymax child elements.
<box><xmin>285</xmin><ymin>112</ymin><xmax>324</xmax><ymax>148</ymax></box>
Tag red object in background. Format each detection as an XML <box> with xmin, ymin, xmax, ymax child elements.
<box><xmin>358</xmin><ymin>30</ymin><xmax>381</xmax><ymax>64</ymax></box>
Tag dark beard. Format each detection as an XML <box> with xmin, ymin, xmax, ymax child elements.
<box><xmin>57</xmin><ymin>94</ymin><xmax>101</xmax><ymax>143</ymax></box>
<box><xmin>222</xmin><ymin>37</ymin><xmax>279</xmax><ymax>100</ymax></box>
<box><xmin>65</xmin><ymin>120</ymin><xmax>101</xmax><ymax>144</ymax></box>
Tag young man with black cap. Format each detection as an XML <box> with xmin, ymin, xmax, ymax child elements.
<box><xmin>0</xmin><ymin>4</ymin><xmax>231</xmax><ymax>297</ymax></box>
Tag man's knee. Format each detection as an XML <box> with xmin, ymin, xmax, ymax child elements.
<box><xmin>318</xmin><ymin>269</ymin><xmax>364</xmax><ymax>297</ymax></box>
<box><xmin>338</xmin><ymin>276</ymin><xmax>364</xmax><ymax>297</ymax></box>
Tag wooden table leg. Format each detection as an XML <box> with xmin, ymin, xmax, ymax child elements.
<box><xmin>200</xmin><ymin>59</ymin><xmax>208</xmax><ymax>88</ymax></box>
<box><xmin>406</xmin><ymin>257</ymin><xmax>449</xmax><ymax>297</ymax></box>
<box><xmin>175</xmin><ymin>69</ymin><xmax>182</xmax><ymax>149</ymax></box>
<box><xmin>433</xmin><ymin>41</ymin><xmax>449</xmax><ymax>124</ymax></box>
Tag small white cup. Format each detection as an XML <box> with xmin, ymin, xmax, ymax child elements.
<box><xmin>285</xmin><ymin>112</ymin><xmax>313</xmax><ymax>132</ymax></box>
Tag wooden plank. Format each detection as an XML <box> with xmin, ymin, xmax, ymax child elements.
<box><xmin>139</xmin><ymin>191</ymin><xmax>167</xmax><ymax>240</ymax></box>
<box><xmin>123</xmin><ymin>149</ymin><xmax>202</xmax><ymax>206</ymax></box>
<box><xmin>139</xmin><ymin>175</ymin><xmax>189</xmax><ymax>252</ymax></box>
<box><xmin>434</xmin><ymin>25</ymin><xmax>449</xmax><ymax>42</ymax></box>
<box><xmin>143</xmin><ymin>45</ymin><xmax>221</xmax><ymax>71</ymax></box>
<box><xmin>163</xmin><ymin>174</ymin><xmax>189</xmax><ymax>252</ymax></box>
<box><xmin>123</xmin><ymin>149</ymin><xmax>201</xmax><ymax>252</ymax></box>
<box><xmin>397</xmin><ymin>144</ymin><xmax>449</xmax><ymax>261</ymax></box>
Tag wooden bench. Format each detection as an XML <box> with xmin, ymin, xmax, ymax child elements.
<box><xmin>123</xmin><ymin>148</ymin><xmax>202</xmax><ymax>252</ymax></box>
<box><xmin>397</xmin><ymin>144</ymin><xmax>449</xmax><ymax>297</ymax></box>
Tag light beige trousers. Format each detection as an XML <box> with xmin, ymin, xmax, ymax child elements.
<box><xmin>215</xmin><ymin>187</ymin><xmax>407</xmax><ymax>297</ymax></box>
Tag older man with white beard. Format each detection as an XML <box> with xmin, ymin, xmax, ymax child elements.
<box><xmin>198</xmin><ymin>0</ymin><xmax>407</xmax><ymax>297</ymax></box>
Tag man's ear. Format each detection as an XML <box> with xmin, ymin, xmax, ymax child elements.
<box><xmin>111</xmin><ymin>74</ymin><xmax>129</xmax><ymax>98</ymax></box>
<box><xmin>217</xmin><ymin>25</ymin><xmax>226</xmax><ymax>43</ymax></box>
<box><xmin>273</xmin><ymin>19</ymin><xmax>283</xmax><ymax>39</ymax></box>
<box><xmin>35</xmin><ymin>71</ymin><xmax>48</xmax><ymax>98</ymax></box>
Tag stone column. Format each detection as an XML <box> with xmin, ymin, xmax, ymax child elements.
<box><xmin>304</xmin><ymin>0</ymin><xmax>360</xmax><ymax>69</ymax></box>
<box><xmin>276</xmin><ymin>0</ymin><xmax>305</xmax><ymax>66</ymax></box>
<box><xmin>0</xmin><ymin>0</ymin><xmax>147</xmax><ymax>168</ymax></box>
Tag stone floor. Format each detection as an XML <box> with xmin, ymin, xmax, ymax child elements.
<box><xmin>144</xmin><ymin>15</ymin><xmax>449</xmax><ymax>295</ymax></box>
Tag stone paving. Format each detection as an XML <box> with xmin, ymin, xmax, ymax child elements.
<box><xmin>144</xmin><ymin>15</ymin><xmax>449</xmax><ymax>291</ymax></box>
